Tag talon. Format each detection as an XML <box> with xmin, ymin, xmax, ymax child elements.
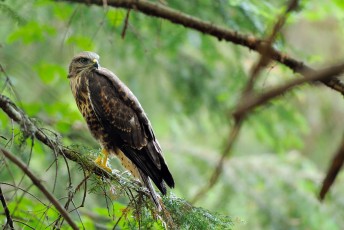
<box><xmin>94</xmin><ymin>156</ymin><xmax>103</xmax><ymax>164</ymax></box>
<box><xmin>94</xmin><ymin>149</ymin><xmax>112</xmax><ymax>172</ymax></box>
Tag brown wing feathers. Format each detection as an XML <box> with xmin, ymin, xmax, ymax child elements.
<box><xmin>88</xmin><ymin>70</ymin><xmax>174</xmax><ymax>194</ymax></box>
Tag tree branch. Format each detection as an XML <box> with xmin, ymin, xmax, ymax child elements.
<box><xmin>247</xmin><ymin>0</ymin><xmax>299</xmax><ymax>92</ymax></box>
<box><xmin>0</xmin><ymin>148</ymin><xmax>79</xmax><ymax>230</ymax></box>
<box><xmin>320</xmin><ymin>135</ymin><xmax>344</xmax><ymax>200</ymax></box>
<box><xmin>0</xmin><ymin>94</ymin><xmax>144</xmax><ymax>192</ymax></box>
<box><xmin>56</xmin><ymin>0</ymin><xmax>344</xmax><ymax>95</ymax></box>
<box><xmin>234</xmin><ymin>62</ymin><xmax>344</xmax><ymax>118</ymax></box>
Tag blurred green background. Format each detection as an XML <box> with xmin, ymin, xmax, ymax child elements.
<box><xmin>1</xmin><ymin>0</ymin><xmax>344</xmax><ymax>229</ymax></box>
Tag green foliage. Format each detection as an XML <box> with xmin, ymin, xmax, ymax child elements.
<box><xmin>7</xmin><ymin>20</ymin><xmax>56</xmax><ymax>44</ymax></box>
<box><xmin>164</xmin><ymin>195</ymin><xmax>233</xmax><ymax>229</ymax></box>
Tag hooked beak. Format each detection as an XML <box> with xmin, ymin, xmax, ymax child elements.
<box><xmin>92</xmin><ymin>59</ymin><xmax>99</xmax><ymax>69</ymax></box>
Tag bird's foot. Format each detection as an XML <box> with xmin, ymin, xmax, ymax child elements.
<box><xmin>94</xmin><ymin>149</ymin><xmax>112</xmax><ymax>172</ymax></box>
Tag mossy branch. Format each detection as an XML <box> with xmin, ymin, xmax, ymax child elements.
<box><xmin>0</xmin><ymin>93</ymin><xmax>145</xmax><ymax>191</ymax></box>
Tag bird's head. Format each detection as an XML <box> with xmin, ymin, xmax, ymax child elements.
<box><xmin>68</xmin><ymin>51</ymin><xmax>100</xmax><ymax>78</ymax></box>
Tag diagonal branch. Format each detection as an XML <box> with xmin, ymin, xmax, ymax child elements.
<box><xmin>56</xmin><ymin>0</ymin><xmax>344</xmax><ymax>96</ymax></box>
<box><xmin>320</xmin><ymin>135</ymin><xmax>344</xmax><ymax>200</ymax></box>
<box><xmin>234</xmin><ymin>62</ymin><xmax>344</xmax><ymax>118</ymax></box>
<box><xmin>247</xmin><ymin>0</ymin><xmax>299</xmax><ymax>92</ymax></box>
<box><xmin>0</xmin><ymin>148</ymin><xmax>79</xmax><ymax>230</ymax></box>
<box><xmin>191</xmin><ymin>60</ymin><xmax>344</xmax><ymax>204</ymax></box>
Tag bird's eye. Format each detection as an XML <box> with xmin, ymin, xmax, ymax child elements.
<box><xmin>79</xmin><ymin>58</ymin><xmax>89</xmax><ymax>64</ymax></box>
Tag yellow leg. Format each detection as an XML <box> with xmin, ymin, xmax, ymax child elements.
<box><xmin>94</xmin><ymin>149</ymin><xmax>112</xmax><ymax>172</ymax></box>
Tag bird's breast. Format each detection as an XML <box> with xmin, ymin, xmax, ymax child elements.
<box><xmin>70</xmin><ymin>75</ymin><xmax>104</xmax><ymax>141</ymax></box>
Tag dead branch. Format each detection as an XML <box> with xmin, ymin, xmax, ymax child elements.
<box><xmin>320</xmin><ymin>135</ymin><xmax>344</xmax><ymax>200</ymax></box>
<box><xmin>56</xmin><ymin>0</ymin><xmax>344</xmax><ymax>96</ymax></box>
<box><xmin>0</xmin><ymin>148</ymin><xmax>79</xmax><ymax>230</ymax></box>
<box><xmin>121</xmin><ymin>9</ymin><xmax>131</xmax><ymax>39</ymax></box>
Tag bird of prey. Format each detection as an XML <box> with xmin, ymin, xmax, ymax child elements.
<box><xmin>68</xmin><ymin>51</ymin><xmax>174</xmax><ymax>209</ymax></box>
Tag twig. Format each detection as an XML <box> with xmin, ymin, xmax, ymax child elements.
<box><xmin>319</xmin><ymin>135</ymin><xmax>344</xmax><ymax>200</ymax></box>
<box><xmin>53</xmin><ymin>170</ymin><xmax>90</xmax><ymax>230</ymax></box>
<box><xmin>1</xmin><ymin>182</ymin><xmax>47</xmax><ymax>207</ymax></box>
<box><xmin>0</xmin><ymin>148</ymin><xmax>79</xmax><ymax>230</ymax></box>
<box><xmin>56</xmin><ymin>0</ymin><xmax>344</xmax><ymax>96</ymax></box>
<box><xmin>0</xmin><ymin>185</ymin><xmax>14</xmax><ymax>229</ymax></box>
<box><xmin>74</xmin><ymin>171</ymin><xmax>90</xmax><ymax>209</ymax></box>
<box><xmin>121</xmin><ymin>9</ymin><xmax>131</xmax><ymax>39</ymax></box>
<box><xmin>68</xmin><ymin>172</ymin><xmax>90</xmax><ymax>213</ymax></box>
<box><xmin>13</xmin><ymin>219</ymin><xmax>35</xmax><ymax>229</ymax></box>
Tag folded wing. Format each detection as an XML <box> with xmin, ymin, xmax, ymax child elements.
<box><xmin>87</xmin><ymin>69</ymin><xmax>174</xmax><ymax>193</ymax></box>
